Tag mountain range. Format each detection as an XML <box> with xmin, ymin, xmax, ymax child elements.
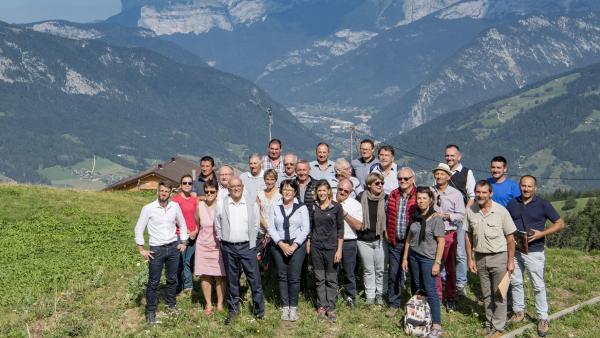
<box><xmin>0</xmin><ymin>20</ymin><xmax>315</xmax><ymax>184</ymax></box>
<box><xmin>386</xmin><ymin>61</ymin><xmax>600</xmax><ymax>191</ymax></box>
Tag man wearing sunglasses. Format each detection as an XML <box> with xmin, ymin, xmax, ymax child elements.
<box><xmin>431</xmin><ymin>163</ymin><xmax>465</xmax><ymax>312</ymax></box>
<box><xmin>385</xmin><ymin>167</ymin><xmax>418</xmax><ymax>317</ymax></box>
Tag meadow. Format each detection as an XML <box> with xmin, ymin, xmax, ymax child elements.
<box><xmin>0</xmin><ymin>184</ymin><xmax>598</xmax><ymax>337</ymax></box>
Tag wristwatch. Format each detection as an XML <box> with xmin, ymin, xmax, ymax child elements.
<box><xmin>180</xmin><ymin>240</ymin><xmax>188</xmax><ymax>246</ymax></box>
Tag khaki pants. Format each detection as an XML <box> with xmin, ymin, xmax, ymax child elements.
<box><xmin>475</xmin><ymin>252</ymin><xmax>508</xmax><ymax>331</ymax></box>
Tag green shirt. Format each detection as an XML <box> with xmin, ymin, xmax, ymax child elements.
<box><xmin>464</xmin><ymin>201</ymin><xmax>516</xmax><ymax>254</ymax></box>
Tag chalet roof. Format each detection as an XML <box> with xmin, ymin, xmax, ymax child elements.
<box><xmin>104</xmin><ymin>156</ymin><xmax>197</xmax><ymax>190</ymax></box>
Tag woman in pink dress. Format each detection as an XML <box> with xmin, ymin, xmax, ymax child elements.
<box><xmin>194</xmin><ymin>179</ymin><xmax>226</xmax><ymax>315</ymax></box>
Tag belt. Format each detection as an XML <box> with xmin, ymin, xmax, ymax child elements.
<box><xmin>223</xmin><ymin>241</ymin><xmax>249</xmax><ymax>246</ymax></box>
<box><xmin>151</xmin><ymin>241</ymin><xmax>177</xmax><ymax>247</ymax></box>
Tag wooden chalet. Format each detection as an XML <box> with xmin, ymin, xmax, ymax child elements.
<box><xmin>104</xmin><ymin>156</ymin><xmax>197</xmax><ymax>192</ymax></box>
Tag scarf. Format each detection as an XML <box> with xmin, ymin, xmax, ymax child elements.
<box><xmin>360</xmin><ymin>190</ymin><xmax>386</xmax><ymax>235</ymax></box>
<box><xmin>411</xmin><ymin>207</ymin><xmax>436</xmax><ymax>244</ymax></box>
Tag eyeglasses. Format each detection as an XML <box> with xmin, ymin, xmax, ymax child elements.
<box><xmin>338</xmin><ymin>188</ymin><xmax>352</xmax><ymax>194</ymax></box>
<box><xmin>181</xmin><ymin>182</ymin><xmax>193</xmax><ymax>185</ymax></box>
<box><xmin>282</xmin><ymin>188</ymin><xmax>296</xmax><ymax>193</ymax></box>
<box><xmin>373</xmin><ymin>181</ymin><xmax>383</xmax><ymax>186</ymax></box>
<box><xmin>284</xmin><ymin>163</ymin><xmax>295</xmax><ymax>166</ymax></box>
<box><xmin>205</xmin><ymin>190</ymin><xmax>217</xmax><ymax>195</ymax></box>
<box><xmin>397</xmin><ymin>176</ymin><xmax>413</xmax><ymax>182</ymax></box>
<box><xmin>228</xmin><ymin>185</ymin><xmax>242</xmax><ymax>189</ymax></box>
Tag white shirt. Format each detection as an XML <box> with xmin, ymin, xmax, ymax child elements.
<box><xmin>335</xmin><ymin>196</ymin><xmax>363</xmax><ymax>240</ymax></box>
<box><xmin>134</xmin><ymin>200</ymin><xmax>188</xmax><ymax>246</ymax></box>
<box><xmin>371</xmin><ymin>163</ymin><xmax>399</xmax><ymax>195</ymax></box>
<box><xmin>216</xmin><ymin>195</ymin><xmax>249</xmax><ymax>243</ymax></box>
<box><xmin>241</xmin><ymin>170</ymin><xmax>266</xmax><ymax>202</ymax></box>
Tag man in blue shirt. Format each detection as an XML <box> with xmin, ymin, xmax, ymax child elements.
<box><xmin>487</xmin><ymin>156</ymin><xmax>520</xmax><ymax>207</ymax></box>
<box><xmin>506</xmin><ymin>175</ymin><xmax>565</xmax><ymax>337</ymax></box>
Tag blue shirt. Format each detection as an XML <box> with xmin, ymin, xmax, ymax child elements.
<box><xmin>268</xmin><ymin>199</ymin><xmax>311</xmax><ymax>246</ymax></box>
<box><xmin>506</xmin><ymin>196</ymin><xmax>560</xmax><ymax>252</ymax></box>
<box><xmin>487</xmin><ymin>177</ymin><xmax>521</xmax><ymax>207</ymax></box>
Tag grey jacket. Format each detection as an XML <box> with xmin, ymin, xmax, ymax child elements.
<box><xmin>214</xmin><ymin>196</ymin><xmax>261</xmax><ymax>248</ymax></box>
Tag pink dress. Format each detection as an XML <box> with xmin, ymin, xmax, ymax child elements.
<box><xmin>194</xmin><ymin>201</ymin><xmax>225</xmax><ymax>277</ymax></box>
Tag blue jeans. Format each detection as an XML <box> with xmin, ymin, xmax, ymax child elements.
<box><xmin>341</xmin><ymin>240</ymin><xmax>358</xmax><ymax>301</ymax></box>
<box><xmin>409</xmin><ymin>250</ymin><xmax>441</xmax><ymax>325</ymax></box>
<box><xmin>387</xmin><ymin>241</ymin><xmax>406</xmax><ymax>308</ymax></box>
<box><xmin>456</xmin><ymin>222</ymin><xmax>467</xmax><ymax>288</ymax></box>
<box><xmin>221</xmin><ymin>241</ymin><xmax>265</xmax><ymax>316</ymax></box>
<box><xmin>511</xmin><ymin>251</ymin><xmax>548</xmax><ymax>320</ymax></box>
<box><xmin>177</xmin><ymin>238</ymin><xmax>196</xmax><ymax>291</ymax></box>
<box><xmin>146</xmin><ymin>241</ymin><xmax>179</xmax><ymax>314</ymax></box>
<box><xmin>270</xmin><ymin>242</ymin><xmax>307</xmax><ymax>306</ymax></box>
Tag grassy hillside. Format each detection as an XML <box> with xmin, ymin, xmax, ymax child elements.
<box><xmin>1</xmin><ymin>184</ymin><xmax>598</xmax><ymax>337</ymax></box>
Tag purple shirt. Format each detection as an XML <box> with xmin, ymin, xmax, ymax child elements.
<box><xmin>432</xmin><ymin>185</ymin><xmax>465</xmax><ymax>231</ymax></box>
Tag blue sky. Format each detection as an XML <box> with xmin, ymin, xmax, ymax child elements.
<box><xmin>0</xmin><ymin>0</ymin><xmax>121</xmax><ymax>24</ymax></box>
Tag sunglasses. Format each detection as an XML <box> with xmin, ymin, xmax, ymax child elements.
<box><xmin>204</xmin><ymin>190</ymin><xmax>217</xmax><ymax>195</ymax></box>
<box><xmin>338</xmin><ymin>188</ymin><xmax>352</xmax><ymax>194</ymax></box>
<box><xmin>397</xmin><ymin>176</ymin><xmax>413</xmax><ymax>182</ymax></box>
<box><xmin>436</xmin><ymin>195</ymin><xmax>441</xmax><ymax>207</ymax></box>
<box><xmin>181</xmin><ymin>181</ymin><xmax>193</xmax><ymax>185</ymax></box>
<box><xmin>284</xmin><ymin>163</ymin><xmax>295</xmax><ymax>166</ymax></box>
<box><xmin>373</xmin><ymin>181</ymin><xmax>383</xmax><ymax>186</ymax></box>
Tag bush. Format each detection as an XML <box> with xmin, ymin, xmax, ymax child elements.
<box><xmin>562</xmin><ymin>196</ymin><xmax>577</xmax><ymax>210</ymax></box>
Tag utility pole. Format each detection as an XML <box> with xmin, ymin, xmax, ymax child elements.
<box><xmin>266</xmin><ymin>105</ymin><xmax>273</xmax><ymax>142</ymax></box>
<box><xmin>349</xmin><ymin>126</ymin><xmax>356</xmax><ymax>161</ymax></box>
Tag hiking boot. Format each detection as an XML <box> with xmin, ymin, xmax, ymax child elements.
<box><xmin>375</xmin><ymin>295</ymin><xmax>384</xmax><ymax>306</ymax></box>
<box><xmin>281</xmin><ymin>306</ymin><xmax>290</xmax><ymax>321</ymax></box>
<box><xmin>146</xmin><ymin>312</ymin><xmax>156</xmax><ymax>325</ymax></box>
<box><xmin>365</xmin><ymin>298</ymin><xmax>375</xmax><ymax>305</ymax></box>
<box><xmin>317</xmin><ymin>307</ymin><xmax>327</xmax><ymax>321</ymax></box>
<box><xmin>224</xmin><ymin>312</ymin><xmax>238</xmax><ymax>326</ymax></box>
<box><xmin>478</xmin><ymin>323</ymin><xmax>492</xmax><ymax>336</ymax></box>
<box><xmin>457</xmin><ymin>285</ymin><xmax>467</xmax><ymax>297</ymax></box>
<box><xmin>166</xmin><ymin>306</ymin><xmax>180</xmax><ymax>317</ymax></box>
<box><xmin>537</xmin><ymin>319</ymin><xmax>549</xmax><ymax>337</ymax></box>
<box><xmin>446</xmin><ymin>299</ymin><xmax>457</xmax><ymax>312</ymax></box>
<box><xmin>327</xmin><ymin>310</ymin><xmax>337</xmax><ymax>323</ymax></box>
<box><xmin>485</xmin><ymin>329</ymin><xmax>504</xmax><ymax>338</ymax></box>
<box><xmin>429</xmin><ymin>327</ymin><xmax>443</xmax><ymax>338</ymax></box>
<box><xmin>345</xmin><ymin>296</ymin><xmax>356</xmax><ymax>309</ymax></box>
<box><xmin>385</xmin><ymin>307</ymin><xmax>399</xmax><ymax>318</ymax></box>
<box><xmin>289</xmin><ymin>306</ymin><xmax>298</xmax><ymax>321</ymax></box>
<box><xmin>510</xmin><ymin>311</ymin><xmax>525</xmax><ymax>324</ymax></box>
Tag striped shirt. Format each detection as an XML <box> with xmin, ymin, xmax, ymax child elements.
<box><xmin>396</xmin><ymin>196</ymin><xmax>409</xmax><ymax>240</ymax></box>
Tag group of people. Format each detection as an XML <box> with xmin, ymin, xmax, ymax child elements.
<box><xmin>134</xmin><ymin>139</ymin><xmax>565</xmax><ymax>338</ymax></box>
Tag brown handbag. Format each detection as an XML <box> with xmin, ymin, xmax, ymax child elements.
<box><xmin>516</xmin><ymin>202</ymin><xmax>528</xmax><ymax>254</ymax></box>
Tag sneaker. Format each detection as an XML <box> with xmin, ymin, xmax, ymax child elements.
<box><xmin>429</xmin><ymin>327</ymin><xmax>443</xmax><ymax>338</ymax></box>
<box><xmin>289</xmin><ymin>306</ymin><xmax>298</xmax><ymax>321</ymax></box>
<box><xmin>365</xmin><ymin>298</ymin><xmax>375</xmax><ymax>305</ymax></box>
<box><xmin>385</xmin><ymin>307</ymin><xmax>399</xmax><ymax>318</ymax></box>
<box><xmin>166</xmin><ymin>306</ymin><xmax>180</xmax><ymax>317</ymax></box>
<box><xmin>146</xmin><ymin>312</ymin><xmax>156</xmax><ymax>325</ymax></box>
<box><xmin>256</xmin><ymin>313</ymin><xmax>265</xmax><ymax>321</ymax></box>
<box><xmin>446</xmin><ymin>299</ymin><xmax>457</xmax><ymax>312</ymax></box>
<box><xmin>478</xmin><ymin>323</ymin><xmax>492</xmax><ymax>336</ymax></box>
<box><xmin>327</xmin><ymin>310</ymin><xmax>337</xmax><ymax>323</ymax></box>
<box><xmin>317</xmin><ymin>307</ymin><xmax>327</xmax><ymax>321</ymax></box>
<box><xmin>485</xmin><ymin>329</ymin><xmax>504</xmax><ymax>338</ymax></box>
<box><xmin>457</xmin><ymin>285</ymin><xmax>467</xmax><ymax>297</ymax></box>
<box><xmin>537</xmin><ymin>319</ymin><xmax>549</xmax><ymax>337</ymax></box>
<box><xmin>509</xmin><ymin>311</ymin><xmax>525</xmax><ymax>324</ymax></box>
<box><xmin>375</xmin><ymin>295</ymin><xmax>384</xmax><ymax>306</ymax></box>
<box><xmin>345</xmin><ymin>296</ymin><xmax>356</xmax><ymax>309</ymax></box>
<box><xmin>281</xmin><ymin>306</ymin><xmax>290</xmax><ymax>321</ymax></box>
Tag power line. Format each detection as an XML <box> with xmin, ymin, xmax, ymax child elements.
<box><xmin>352</xmin><ymin>129</ymin><xmax>600</xmax><ymax>182</ymax></box>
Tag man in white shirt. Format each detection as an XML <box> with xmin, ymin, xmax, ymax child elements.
<box><xmin>215</xmin><ymin>176</ymin><xmax>265</xmax><ymax>324</ymax></box>
<box><xmin>335</xmin><ymin>179</ymin><xmax>363</xmax><ymax>308</ymax></box>
<box><xmin>241</xmin><ymin>153</ymin><xmax>266</xmax><ymax>202</ymax></box>
<box><xmin>134</xmin><ymin>181</ymin><xmax>188</xmax><ymax>325</ymax></box>
<box><xmin>370</xmin><ymin>144</ymin><xmax>399</xmax><ymax>195</ymax></box>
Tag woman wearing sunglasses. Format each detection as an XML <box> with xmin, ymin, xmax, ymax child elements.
<box><xmin>172</xmin><ymin>175</ymin><xmax>199</xmax><ymax>294</ymax></box>
<box><xmin>356</xmin><ymin>172</ymin><xmax>388</xmax><ymax>305</ymax></box>
<box><xmin>194</xmin><ymin>179</ymin><xmax>226</xmax><ymax>315</ymax></box>
<box><xmin>401</xmin><ymin>186</ymin><xmax>445</xmax><ymax>338</ymax></box>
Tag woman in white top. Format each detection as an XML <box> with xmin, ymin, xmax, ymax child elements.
<box><xmin>268</xmin><ymin>179</ymin><xmax>310</xmax><ymax>322</ymax></box>
<box><xmin>257</xmin><ymin>169</ymin><xmax>282</xmax><ymax>233</ymax></box>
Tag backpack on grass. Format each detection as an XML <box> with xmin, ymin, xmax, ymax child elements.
<box><xmin>402</xmin><ymin>291</ymin><xmax>432</xmax><ymax>337</ymax></box>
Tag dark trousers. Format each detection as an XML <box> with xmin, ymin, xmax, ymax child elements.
<box><xmin>177</xmin><ymin>238</ymin><xmax>196</xmax><ymax>291</ymax></box>
<box><xmin>341</xmin><ymin>240</ymin><xmax>358</xmax><ymax>301</ymax></box>
<box><xmin>409</xmin><ymin>250</ymin><xmax>441</xmax><ymax>325</ymax></box>
<box><xmin>146</xmin><ymin>241</ymin><xmax>179</xmax><ymax>314</ymax></box>
<box><xmin>270</xmin><ymin>242</ymin><xmax>307</xmax><ymax>306</ymax></box>
<box><xmin>387</xmin><ymin>241</ymin><xmax>406</xmax><ymax>308</ymax></box>
<box><xmin>312</xmin><ymin>246</ymin><xmax>338</xmax><ymax>310</ymax></box>
<box><xmin>221</xmin><ymin>241</ymin><xmax>265</xmax><ymax>316</ymax></box>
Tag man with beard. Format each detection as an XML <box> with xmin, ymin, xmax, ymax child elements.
<box><xmin>487</xmin><ymin>156</ymin><xmax>520</xmax><ymax>208</ymax></box>
<box><xmin>134</xmin><ymin>181</ymin><xmax>189</xmax><ymax>325</ymax></box>
<box><xmin>191</xmin><ymin>155</ymin><xmax>218</xmax><ymax>201</ymax></box>
<box><xmin>465</xmin><ymin>180</ymin><xmax>516</xmax><ymax>338</ymax></box>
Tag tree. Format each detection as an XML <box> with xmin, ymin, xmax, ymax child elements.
<box><xmin>562</xmin><ymin>196</ymin><xmax>577</xmax><ymax>211</ymax></box>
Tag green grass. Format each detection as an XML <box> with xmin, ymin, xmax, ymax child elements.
<box><xmin>552</xmin><ymin>197</ymin><xmax>590</xmax><ymax>216</ymax></box>
<box><xmin>0</xmin><ymin>184</ymin><xmax>598</xmax><ymax>337</ymax></box>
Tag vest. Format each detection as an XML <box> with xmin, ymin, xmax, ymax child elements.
<box><xmin>450</xmin><ymin>167</ymin><xmax>469</xmax><ymax>204</ymax></box>
<box><xmin>219</xmin><ymin>197</ymin><xmax>259</xmax><ymax>248</ymax></box>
